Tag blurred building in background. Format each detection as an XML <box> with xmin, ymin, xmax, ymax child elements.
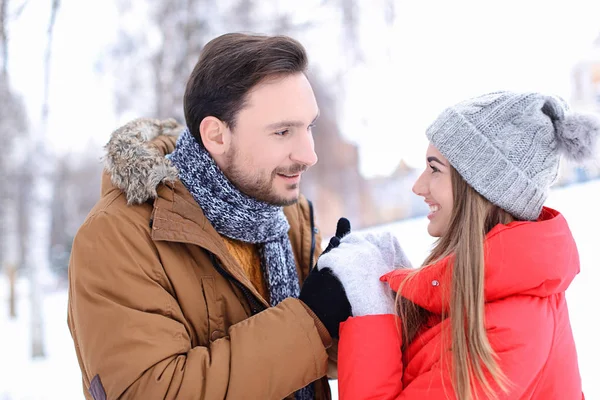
<box><xmin>572</xmin><ymin>33</ymin><xmax>600</xmax><ymax>113</ymax></box>
<box><xmin>557</xmin><ymin>33</ymin><xmax>600</xmax><ymax>186</ymax></box>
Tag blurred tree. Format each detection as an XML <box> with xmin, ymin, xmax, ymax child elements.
<box><xmin>340</xmin><ymin>0</ymin><xmax>363</xmax><ymax>65</ymax></box>
<box><xmin>106</xmin><ymin>0</ymin><xmax>218</xmax><ymax>121</ymax></box>
<box><xmin>49</xmin><ymin>148</ymin><xmax>103</xmax><ymax>280</ymax></box>
<box><xmin>0</xmin><ymin>0</ymin><xmax>6</xmax><ymax>76</ymax></box>
<box><xmin>24</xmin><ymin>0</ymin><xmax>61</xmax><ymax>358</ymax></box>
<box><xmin>0</xmin><ymin>0</ymin><xmax>30</xmax><ymax>319</ymax></box>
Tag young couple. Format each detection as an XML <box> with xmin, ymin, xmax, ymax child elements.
<box><xmin>68</xmin><ymin>32</ymin><xmax>597</xmax><ymax>399</ymax></box>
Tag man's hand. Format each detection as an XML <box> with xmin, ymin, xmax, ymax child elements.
<box><xmin>299</xmin><ymin>218</ymin><xmax>352</xmax><ymax>339</ymax></box>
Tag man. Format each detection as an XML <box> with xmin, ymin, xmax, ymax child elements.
<box><xmin>67</xmin><ymin>33</ymin><xmax>337</xmax><ymax>399</ymax></box>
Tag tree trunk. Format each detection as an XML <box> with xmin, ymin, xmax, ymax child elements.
<box><xmin>28</xmin><ymin>0</ymin><xmax>60</xmax><ymax>359</ymax></box>
<box><xmin>8</xmin><ymin>264</ymin><xmax>16</xmax><ymax>318</ymax></box>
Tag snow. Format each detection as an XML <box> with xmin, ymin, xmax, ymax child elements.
<box><xmin>1</xmin><ymin>282</ymin><xmax>82</xmax><ymax>399</ymax></box>
<box><xmin>2</xmin><ymin>180</ymin><xmax>599</xmax><ymax>399</ymax></box>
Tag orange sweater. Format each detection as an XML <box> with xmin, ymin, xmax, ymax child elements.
<box><xmin>222</xmin><ymin>236</ymin><xmax>332</xmax><ymax>350</ymax></box>
<box><xmin>222</xmin><ymin>237</ymin><xmax>270</xmax><ymax>303</ymax></box>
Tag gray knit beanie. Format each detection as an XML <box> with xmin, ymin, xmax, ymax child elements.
<box><xmin>426</xmin><ymin>91</ymin><xmax>600</xmax><ymax>220</ymax></box>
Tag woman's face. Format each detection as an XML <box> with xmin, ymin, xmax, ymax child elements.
<box><xmin>412</xmin><ymin>143</ymin><xmax>454</xmax><ymax>237</ymax></box>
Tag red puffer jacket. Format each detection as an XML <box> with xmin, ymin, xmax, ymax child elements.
<box><xmin>337</xmin><ymin>208</ymin><xmax>583</xmax><ymax>399</ymax></box>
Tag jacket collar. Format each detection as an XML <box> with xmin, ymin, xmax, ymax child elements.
<box><xmin>150</xmin><ymin>180</ymin><xmax>275</xmax><ymax>307</ymax></box>
<box><xmin>102</xmin><ymin>118</ymin><xmax>182</xmax><ymax>204</ymax></box>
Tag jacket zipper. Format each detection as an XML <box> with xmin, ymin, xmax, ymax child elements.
<box><xmin>206</xmin><ymin>251</ymin><xmax>266</xmax><ymax>316</ymax></box>
<box><xmin>308</xmin><ymin>199</ymin><xmax>317</xmax><ymax>269</ymax></box>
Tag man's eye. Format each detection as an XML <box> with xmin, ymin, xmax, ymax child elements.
<box><xmin>275</xmin><ymin>129</ymin><xmax>289</xmax><ymax>136</ymax></box>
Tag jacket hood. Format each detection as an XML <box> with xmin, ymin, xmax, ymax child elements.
<box><xmin>103</xmin><ymin>118</ymin><xmax>184</xmax><ymax>204</ymax></box>
<box><xmin>382</xmin><ymin>207</ymin><xmax>580</xmax><ymax>313</ymax></box>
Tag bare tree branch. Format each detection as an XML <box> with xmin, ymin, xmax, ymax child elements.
<box><xmin>11</xmin><ymin>0</ymin><xmax>29</xmax><ymax>20</ymax></box>
<box><xmin>341</xmin><ymin>0</ymin><xmax>363</xmax><ymax>64</ymax></box>
<box><xmin>1</xmin><ymin>0</ymin><xmax>8</xmax><ymax>77</ymax></box>
<box><xmin>41</xmin><ymin>0</ymin><xmax>59</xmax><ymax>125</ymax></box>
<box><xmin>385</xmin><ymin>0</ymin><xmax>395</xmax><ymax>26</ymax></box>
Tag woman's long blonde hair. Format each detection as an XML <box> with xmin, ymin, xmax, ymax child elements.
<box><xmin>397</xmin><ymin>167</ymin><xmax>515</xmax><ymax>400</ymax></box>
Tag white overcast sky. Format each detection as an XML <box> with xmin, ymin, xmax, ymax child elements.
<box><xmin>6</xmin><ymin>0</ymin><xmax>600</xmax><ymax>177</ymax></box>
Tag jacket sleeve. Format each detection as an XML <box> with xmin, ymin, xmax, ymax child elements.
<box><xmin>337</xmin><ymin>298</ymin><xmax>556</xmax><ymax>400</ymax></box>
<box><xmin>67</xmin><ymin>211</ymin><xmax>328</xmax><ymax>400</ymax></box>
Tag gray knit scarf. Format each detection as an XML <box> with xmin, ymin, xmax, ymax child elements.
<box><xmin>168</xmin><ymin>129</ymin><xmax>314</xmax><ymax>400</ymax></box>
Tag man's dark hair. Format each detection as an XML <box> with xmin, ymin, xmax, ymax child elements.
<box><xmin>184</xmin><ymin>33</ymin><xmax>309</xmax><ymax>146</ymax></box>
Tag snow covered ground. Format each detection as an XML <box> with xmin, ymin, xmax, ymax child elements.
<box><xmin>2</xmin><ymin>180</ymin><xmax>599</xmax><ymax>399</ymax></box>
<box><xmin>1</xmin><ymin>282</ymin><xmax>82</xmax><ymax>399</ymax></box>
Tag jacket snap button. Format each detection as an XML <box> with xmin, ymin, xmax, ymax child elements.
<box><xmin>432</xmin><ymin>280</ymin><xmax>440</xmax><ymax>287</ymax></box>
<box><xmin>210</xmin><ymin>330</ymin><xmax>224</xmax><ymax>341</ymax></box>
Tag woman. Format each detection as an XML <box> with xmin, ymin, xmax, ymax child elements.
<box><xmin>314</xmin><ymin>92</ymin><xmax>598</xmax><ymax>399</ymax></box>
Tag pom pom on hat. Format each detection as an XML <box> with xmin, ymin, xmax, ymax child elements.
<box><xmin>542</xmin><ymin>96</ymin><xmax>600</xmax><ymax>162</ymax></box>
<box><xmin>555</xmin><ymin>112</ymin><xmax>600</xmax><ymax>162</ymax></box>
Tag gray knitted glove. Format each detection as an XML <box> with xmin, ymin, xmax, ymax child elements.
<box><xmin>316</xmin><ymin>231</ymin><xmax>412</xmax><ymax>316</ymax></box>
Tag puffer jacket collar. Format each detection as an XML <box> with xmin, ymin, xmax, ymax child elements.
<box><xmin>382</xmin><ymin>207</ymin><xmax>579</xmax><ymax>314</ymax></box>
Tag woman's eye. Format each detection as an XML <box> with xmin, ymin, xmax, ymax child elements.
<box><xmin>429</xmin><ymin>164</ymin><xmax>440</xmax><ymax>173</ymax></box>
<box><xmin>275</xmin><ymin>129</ymin><xmax>289</xmax><ymax>136</ymax></box>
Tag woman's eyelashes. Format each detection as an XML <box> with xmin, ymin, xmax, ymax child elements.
<box><xmin>429</xmin><ymin>164</ymin><xmax>440</xmax><ymax>173</ymax></box>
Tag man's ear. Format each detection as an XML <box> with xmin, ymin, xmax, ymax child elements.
<box><xmin>200</xmin><ymin>116</ymin><xmax>231</xmax><ymax>155</ymax></box>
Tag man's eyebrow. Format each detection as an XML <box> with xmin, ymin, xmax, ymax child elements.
<box><xmin>265</xmin><ymin>120</ymin><xmax>304</xmax><ymax>129</ymax></box>
<box><xmin>265</xmin><ymin>111</ymin><xmax>320</xmax><ymax>130</ymax></box>
<box><xmin>427</xmin><ymin>156</ymin><xmax>447</xmax><ymax>166</ymax></box>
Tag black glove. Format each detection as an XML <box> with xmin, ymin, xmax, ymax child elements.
<box><xmin>299</xmin><ymin>218</ymin><xmax>352</xmax><ymax>339</ymax></box>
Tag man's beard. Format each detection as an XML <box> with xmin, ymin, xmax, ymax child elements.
<box><xmin>222</xmin><ymin>149</ymin><xmax>307</xmax><ymax>206</ymax></box>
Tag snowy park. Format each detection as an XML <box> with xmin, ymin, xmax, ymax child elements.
<box><xmin>2</xmin><ymin>179</ymin><xmax>599</xmax><ymax>399</ymax></box>
<box><xmin>2</xmin><ymin>1</ymin><xmax>600</xmax><ymax>399</ymax></box>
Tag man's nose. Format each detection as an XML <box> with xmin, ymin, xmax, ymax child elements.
<box><xmin>291</xmin><ymin>131</ymin><xmax>318</xmax><ymax>167</ymax></box>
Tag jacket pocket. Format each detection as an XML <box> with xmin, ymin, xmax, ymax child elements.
<box><xmin>200</xmin><ymin>276</ymin><xmax>225</xmax><ymax>343</ymax></box>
